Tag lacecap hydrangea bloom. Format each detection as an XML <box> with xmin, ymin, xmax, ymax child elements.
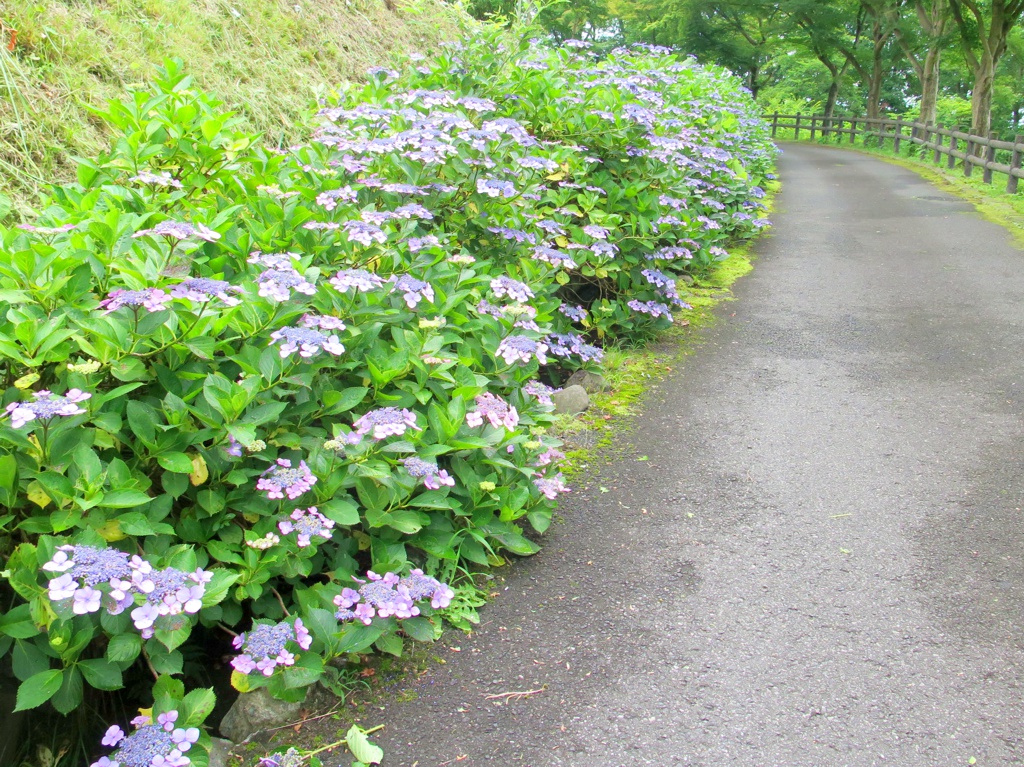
<box><xmin>466</xmin><ymin>392</ymin><xmax>519</xmax><ymax>430</ymax></box>
<box><xmin>277</xmin><ymin>507</ymin><xmax>334</xmax><ymax>547</ymax></box>
<box><xmin>43</xmin><ymin>544</ymin><xmax>132</xmax><ymax>616</ymax></box>
<box><xmin>170</xmin><ymin>278</ymin><xmax>242</xmax><ymax>306</ymax></box>
<box><xmin>353</xmin><ymin>407</ymin><xmax>420</xmax><ymax>440</ymax></box>
<box><xmin>92</xmin><ymin>711</ymin><xmax>199</xmax><ymax>767</ymax></box>
<box><xmin>495</xmin><ymin>335</ymin><xmax>548</xmax><ymax>365</ymax></box>
<box><xmin>231</xmin><ymin>618</ymin><xmax>312</xmax><ymax>676</ymax></box>
<box><xmin>257</xmin><ymin>458</ymin><xmax>317</xmax><ymax>500</ymax></box>
<box><xmin>5</xmin><ymin>389</ymin><xmax>91</xmax><ymax>429</ymax></box>
<box><xmin>99</xmin><ymin>289</ymin><xmax>172</xmax><ymax>314</ymax></box>
<box><xmin>269</xmin><ymin>315</ymin><xmax>346</xmax><ymax>358</ymax></box>
<box><xmin>333</xmin><ymin>569</ymin><xmax>454</xmax><ymax>625</ymax></box>
<box><xmin>128</xmin><ymin>558</ymin><xmax>211</xmax><ymax>639</ymax></box>
<box><xmin>402</xmin><ymin>457</ymin><xmax>455</xmax><ymax>489</ymax></box>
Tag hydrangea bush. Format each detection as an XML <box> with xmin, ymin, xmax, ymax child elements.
<box><xmin>0</xmin><ymin>31</ymin><xmax>773</xmax><ymax>758</ymax></box>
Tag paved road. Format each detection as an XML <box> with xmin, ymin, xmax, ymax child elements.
<box><xmin>365</xmin><ymin>144</ymin><xmax>1024</xmax><ymax>766</ymax></box>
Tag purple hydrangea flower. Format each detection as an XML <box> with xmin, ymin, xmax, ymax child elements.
<box><xmin>534</xmin><ymin>473</ymin><xmax>570</xmax><ymax>499</ymax></box>
<box><xmin>277</xmin><ymin>506</ymin><xmax>334</xmax><ymax>547</ymax></box>
<box><xmin>408</xmin><ymin>235</ymin><xmax>440</xmax><ymax>252</ymax></box>
<box><xmin>490</xmin><ymin>276</ymin><xmax>533</xmax><ymax>303</ymax></box>
<box><xmin>315</xmin><ymin>186</ymin><xmax>357</xmax><ymax>211</ymax></box>
<box><xmin>42</xmin><ymin>545</ymin><xmax>132</xmax><ymax>614</ymax></box>
<box><xmin>257</xmin><ymin>458</ymin><xmax>317</xmax><ymax>500</ymax></box>
<box><xmin>170</xmin><ymin>278</ymin><xmax>241</xmax><ymax>306</ymax></box>
<box><xmin>516</xmin><ymin>156</ymin><xmax>559</xmax><ymax>172</ymax></box>
<box><xmin>536</xmin><ymin>220</ymin><xmax>566</xmax><ymax>236</ymax></box>
<box><xmin>255</xmin><ymin>268</ymin><xmax>317</xmax><ymax>303</ymax></box>
<box><xmin>390</xmin><ymin>275</ymin><xmax>434</xmax><ymax>309</ymax></box>
<box><xmin>269</xmin><ymin>315</ymin><xmax>346</xmax><ymax>358</ymax></box>
<box><xmin>128</xmin><ymin>559</ymin><xmax>210</xmax><ymax>638</ymax></box>
<box><xmin>558</xmin><ymin>304</ymin><xmax>587</xmax><ymax>322</ymax></box>
<box><xmin>91</xmin><ymin>712</ymin><xmax>194</xmax><ymax>767</ymax></box>
<box><xmin>248</xmin><ymin>252</ymin><xmax>300</xmax><ymax>270</ymax></box>
<box><xmin>392</xmin><ymin>203</ymin><xmax>433</xmax><ymax>220</ymax></box>
<box><xmin>6</xmin><ymin>389</ymin><xmax>91</xmax><ymax>430</ymax></box>
<box><xmin>531</xmin><ymin>246</ymin><xmax>576</xmax><ymax>269</ymax></box>
<box><xmin>330</xmin><ymin>268</ymin><xmax>384</xmax><ymax>294</ymax></box>
<box><xmin>402</xmin><ymin>457</ymin><xmax>455</xmax><ymax>490</ymax></box>
<box><xmin>496</xmin><ymin>335</ymin><xmax>548</xmax><ymax>365</ymax></box>
<box><xmin>231</xmin><ymin>618</ymin><xmax>312</xmax><ymax>677</ymax></box>
<box><xmin>17</xmin><ymin>222</ymin><xmax>76</xmax><ymax>236</ymax></box>
<box><xmin>353</xmin><ymin>407</ymin><xmax>420</xmax><ymax>440</ymax></box>
<box><xmin>466</xmin><ymin>392</ymin><xmax>519</xmax><ymax>430</ymax></box>
<box><xmin>546</xmin><ymin>333</ymin><xmax>604</xmax><ymax>363</ymax></box>
<box><xmin>477</xmin><ymin>178</ymin><xmax>517</xmax><ymax>198</ymax></box>
<box><xmin>488</xmin><ymin>226</ymin><xmax>536</xmax><ymax>244</ymax></box>
<box><xmin>627</xmin><ymin>299</ymin><xmax>673</xmax><ymax>318</ymax></box>
<box><xmin>522</xmin><ymin>380</ymin><xmax>555</xmax><ymax>406</ymax></box>
<box><xmin>344</xmin><ymin>220</ymin><xmax>388</xmax><ymax>247</ymax></box>
<box><xmin>582</xmin><ymin>224</ymin><xmax>609</xmax><ymax>239</ymax></box>
<box><xmin>591</xmin><ymin>241</ymin><xmax>619</xmax><ymax>256</ymax></box>
<box><xmin>129</xmin><ymin>171</ymin><xmax>183</xmax><ymax>189</ymax></box>
<box><xmin>132</xmin><ymin>220</ymin><xmax>220</xmax><ymax>242</ymax></box>
<box><xmin>99</xmin><ymin>288</ymin><xmax>172</xmax><ymax>313</ymax></box>
<box><xmin>333</xmin><ymin>569</ymin><xmax>453</xmax><ymax>624</ymax></box>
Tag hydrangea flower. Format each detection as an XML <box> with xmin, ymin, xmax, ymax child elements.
<box><xmin>90</xmin><ymin>711</ymin><xmax>198</xmax><ymax>767</ymax></box>
<box><xmin>257</xmin><ymin>458</ymin><xmax>317</xmax><ymax>500</ymax></box>
<box><xmin>269</xmin><ymin>315</ymin><xmax>346</xmax><ymax>358</ymax></box>
<box><xmin>334</xmin><ymin>569</ymin><xmax>453</xmax><ymax>624</ymax></box>
<box><xmin>558</xmin><ymin>304</ymin><xmax>588</xmax><ymax>322</ymax></box>
<box><xmin>344</xmin><ymin>220</ymin><xmax>388</xmax><ymax>246</ymax></box>
<box><xmin>408</xmin><ymin>235</ymin><xmax>440</xmax><ymax>252</ymax></box>
<box><xmin>490</xmin><ymin>276</ymin><xmax>534</xmax><ymax>303</ymax></box>
<box><xmin>627</xmin><ymin>300</ymin><xmax>673</xmax><ymax>318</ymax></box>
<box><xmin>496</xmin><ymin>335</ymin><xmax>548</xmax><ymax>365</ymax></box>
<box><xmin>531</xmin><ymin>246</ymin><xmax>576</xmax><ymax>269</ymax></box>
<box><xmin>17</xmin><ymin>222</ymin><xmax>76</xmax><ymax>236</ymax></box>
<box><xmin>128</xmin><ymin>559</ymin><xmax>210</xmax><ymax>638</ymax></box>
<box><xmin>591</xmin><ymin>241</ymin><xmax>619</xmax><ymax>256</ymax></box>
<box><xmin>353</xmin><ymin>407</ymin><xmax>420</xmax><ymax>440</ymax></box>
<box><xmin>129</xmin><ymin>171</ymin><xmax>183</xmax><ymax>189</ymax></box>
<box><xmin>477</xmin><ymin>178</ymin><xmax>517</xmax><ymax>198</ymax></box>
<box><xmin>6</xmin><ymin>389</ymin><xmax>91</xmax><ymax>430</ymax></box>
<box><xmin>170</xmin><ymin>278</ymin><xmax>242</xmax><ymax>306</ymax></box>
<box><xmin>393</xmin><ymin>203</ymin><xmax>433</xmax><ymax>220</ymax></box>
<box><xmin>43</xmin><ymin>544</ymin><xmax>132</xmax><ymax>615</ymax></box>
<box><xmin>466</xmin><ymin>392</ymin><xmax>519</xmax><ymax>430</ymax></box>
<box><xmin>546</xmin><ymin>333</ymin><xmax>604</xmax><ymax>363</ymax></box>
<box><xmin>255</xmin><ymin>268</ymin><xmax>317</xmax><ymax>303</ymax></box>
<box><xmin>315</xmin><ymin>186</ymin><xmax>357</xmax><ymax>210</ymax></box>
<box><xmin>534</xmin><ymin>474</ymin><xmax>570</xmax><ymax>500</ymax></box>
<box><xmin>330</xmin><ymin>268</ymin><xmax>384</xmax><ymax>294</ymax></box>
<box><xmin>523</xmin><ymin>380</ymin><xmax>556</xmax><ymax>407</ymax></box>
<box><xmin>132</xmin><ymin>220</ymin><xmax>220</xmax><ymax>242</ymax></box>
<box><xmin>100</xmin><ymin>288</ymin><xmax>172</xmax><ymax>313</ymax></box>
<box><xmin>582</xmin><ymin>224</ymin><xmax>609</xmax><ymax>239</ymax></box>
<box><xmin>488</xmin><ymin>226</ymin><xmax>536</xmax><ymax>244</ymax></box>
<box><xmin>390</xmin><ymin>275</ymin><xmax>435</xmax><ymax>308</ymax></box>
<box><xmin>248</xmin><ymin>252</ymin><xmax>300</xmax><ymax>269</ymax></box>
<box><xmin>402</xmin><ymin>457</ymin><xmax>455</xmax><ymax>490</ymax></box>
<box><xmin>516</xmin><ymin>156</ymin><xmax>559</xmax><ymax>172</ymax></box>
<box><xmin>231</xmin><ymin>618</ymin><xmax>312</xmax><ymax>676</ymax></box>
<box><xmin>277</xmin><ymin>507</ymin><xmax>334</xmax><ymax>547</ymax></box>
<box><xmin>246</xmin><ymin>532</ymin><xmax>281</xmax><ymax>550</ymax></box>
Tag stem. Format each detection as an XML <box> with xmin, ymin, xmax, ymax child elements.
<box><xmin>271</xmin><ymin>588</ymin><xmax>290</xmax><ymax>617</ymax></box>
<box><xmin>306</xmin><ymin>726</ymin><xmax>385</xmax><ymax>759</ymax></box>
<box><xmin>217</xmin><ymin>622</ymin><xmax>240</xmax><ymax>638</ymax></box>
<box><xmin>141</xmin><ymin>647</ymin><xmax>160</xmax><ymax>681</ymax></box>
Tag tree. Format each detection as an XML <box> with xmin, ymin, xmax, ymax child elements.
<box><xmin>857</xmin><ymin>0</ymin><xmax>902</xmax><ymax>118</ymax></box>
<box><xmin>893</xmin><ymin>0</ymin><xmax>952</xmax><ymax>126</ymax></box>
<box><xmin>948</xmin><ymin>0</ymin><xmax>1024</xmax><ymax>136</ymax></box>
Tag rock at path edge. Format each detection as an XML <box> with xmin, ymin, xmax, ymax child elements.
<box><xmin>553</xmin><ymin>385</ymin><xmax>590</xmax><ymax>415</ymax></box>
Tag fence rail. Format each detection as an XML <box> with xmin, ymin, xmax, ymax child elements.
<box><xmin>766</xmin><ymin>112</ymin><xmax>1024</xmax><ymax>194</ymax></box>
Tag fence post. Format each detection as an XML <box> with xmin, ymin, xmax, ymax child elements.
<box><xmin>948</xmin><ymin>130</ymin><xmax>957</xmax><ymax>170</ymax></box>
<box><xmin>964</xmin><ymin>134</ymin><xmax>974</xmax><ymax>177</ymax></box>
<box><xmin>849</xmin><ymin>117</ymin><xmax>857</xmax><ymax>144</ymax></box>
<box><xmin>933</xmin><ymin>123</ymin><xmax>943</xmax><ymax>164</ymax></box>
<box><xmin>1008</xmin><ymin>135</ymin><xmax>1022</xmax><ymax>194</ymax></box>
<box><xmin>983</xmin><ymin>131</ymin><xmax>997</xmax><ymax>184</ymax></box>
<box><xmin>771</xmin><ymin>112</ymin><xmax>779</xmax><ymax>138</ymax></box>
<box><xmin>835</xmin><ymin>116</ymin><xmax>843</xmax><ymax>142</ymax></box>
<box><xmin>810</xmin><ymin>115</ymin><xmax>817</xmax><ymax>141</ymax></box>
<box><xmin>795</xmin><ymin>113</ymin><xmax>802</xmax><ymax>140</ymax></box>
<box><xmin>893</xmin><ymin>120</ymin><xmax>902</xmax><ymax>154</ymax></box>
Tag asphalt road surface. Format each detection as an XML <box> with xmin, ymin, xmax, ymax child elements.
<box><xmin>366</xmin><ymin>143</ymin><xmax>1024</xmax><ymax>766</ymax></box>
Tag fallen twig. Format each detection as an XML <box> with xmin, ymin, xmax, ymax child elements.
<box><xmin>483</xmin><ymin>687</ymin><xmax>545</xmax><ymax>702</ymax></box>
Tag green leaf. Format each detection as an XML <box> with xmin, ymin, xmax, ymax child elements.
<box><xmin>14</xmin><ymin>669</ymin><xmax>63</xmax><ymax>710</ymax></box>
<box><xmin>106</xmin><ymin>633</ymin><xmax>143</xmax><ymax>663</ymax></box>
<box><xmin>345</xmin><ymin>725</ymin><xmax>384</xmax><ymax>765</ymax></box>
<box><xmin>179</xmin><ymin>687</ymin><xmax>217</xmax><ymax>727</ymax></box>
<box><xmin>100</xmin><ymin>489</ymin><xmax>152</xmax><ymax>509</ymax></box>
<box><xmin>157</xmin><ymin>452</ymin><xmax>195</xmax><ymax>473</ymax></box>
<box><xmin>79</xmin><ymin>658</ymin><xmax>124</xmax><ymax>690</ymax></box>
<box><xmin>374</xmin><ymin>631</ymin><xmax>403</xmax><ymax>657</ymax></box>
<box><xmin>318</xmin><ymin>498</ymin><xmax>360</xmax><ymax>526</ymax></box>
<box><xmin>401</xmin><ymin>616</ymin><xmax>435</xmax><ymax>642</ymax></box>
<box><xmin>50</xmin><ymin>668</ymin><xmax>84</xmax><ymax>715</ymax></box>
<box><xmin>322</xmin><ymin>387</ymin><xmax>369</xmax><ymax>414</ymax></box>
<box><xmin>0</xmin><ymin>604</ymin><xmax>40</xmax><ymax>639</ymax></box>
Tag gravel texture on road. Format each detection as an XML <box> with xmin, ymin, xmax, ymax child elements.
<box><xmin>367</xmin><ymin>143</ymin><xmax>1024</xmax><ymax>766</ymax></box>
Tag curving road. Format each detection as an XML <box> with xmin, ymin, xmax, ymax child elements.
<box><xmin>362</xmin><ymin>143</ymin><xmax>1024</xmax><ymax>766</ymax></box>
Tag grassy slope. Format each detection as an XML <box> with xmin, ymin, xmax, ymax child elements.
<box><xmin>0</xmin><ymin>0</ymin><xmax>469</xmax><ymax>215</ymax></box>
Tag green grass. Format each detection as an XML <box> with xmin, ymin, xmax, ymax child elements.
<box><xmin>0</xmin><ymin>0</ymin><xmax>472</xmax><ymax>217</ymax></box>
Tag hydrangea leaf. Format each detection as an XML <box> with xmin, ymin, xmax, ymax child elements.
<box><xmin>345</xmin><ymin>726</ymin><xmax>384</xmax><ymax>765</ymax></box>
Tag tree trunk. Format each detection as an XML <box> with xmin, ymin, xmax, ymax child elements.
<box><xmin>919</xmin><ymin>46</ymin><xmax>942</xmax><ymax>125</ymax></box>
<box><xmin>970</xmin><ymin>49</ymin><xmax>997</xmax><ymax>141</ymax></box>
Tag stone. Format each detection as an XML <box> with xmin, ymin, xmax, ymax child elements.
<box><xmin>218</xmin><ymin>687</ymin><xmax>303</xmax><ymax>742</ymax></box>
<box><xmin>207</xmin><ymin>737</ymin><xmax>235</xmax><ymax>767</ymax></box>
<box><xmin>552</xmin><ymin>385</ymin><xmax>589</xmax><ymax>415</ymax></box>
<box><xmin>564</xmin><ymin>369</ymin><xmax>609</xmax><ymax>393</ymax></box>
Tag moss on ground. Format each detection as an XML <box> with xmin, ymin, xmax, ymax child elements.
<box><xmin>0</xmin><ymin>0</ymin><xmax>470</xmax><ymax>216</ymax></box>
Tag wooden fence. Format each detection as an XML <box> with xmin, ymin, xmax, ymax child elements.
<box><xmin>766</xmin><ymin>112</ymin><xmax>1024</xmax><ymax>194</ymax></box>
